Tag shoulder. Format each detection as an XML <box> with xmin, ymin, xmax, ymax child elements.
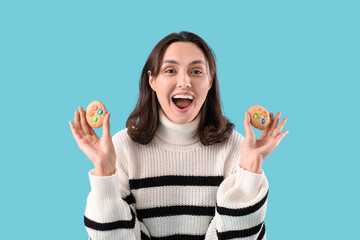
<box><xmin>112</xmin><ymin>128</ymin><xmax>139</xmax><ymax>151</ymax></box>
<box><xmin>229</xmin><ymin>129</ymin><xmax>244</xmax><ymax>143</ymax></box>
<box><xmin>112</xmin><ymin>128</ymin><xmax>130</xmax><ymax>142</ymax></box>
<box><xmin>220</xmin><ymin>129</ymin><xmax>244</xmax><ymax>149</ymax></box>
<box><xmin>212</xmin><ymin>129</ymin><xmax>244</xmax><ymax>157</ymax></box>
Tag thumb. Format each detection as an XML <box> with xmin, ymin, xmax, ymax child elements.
<box><xmin>102</xmin><ymin>113</ymin><xmax>111</xmax><ymax>139</ymax></box>
<box><xmin>244</xmin><ymin>111</ymin><xmax>255</xmax><ymax>141</ymax></box>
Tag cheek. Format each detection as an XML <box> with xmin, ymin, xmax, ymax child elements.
<box><xmin>196</xmin><ymin>80</ymin><xmax>211</xmax><ymax>99</ymax></box>
<box><xmin>155</xmin><ymin>82</ymin><xmax>173</xmax><ymax>101</ymax></box>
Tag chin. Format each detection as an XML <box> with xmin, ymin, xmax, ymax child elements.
<box><xmin>161</xmin><ymin>100</ymin><xmax>200</xmax><ymax>124</ymax></box>
<box><xmin>173</xmin><ymin>111</ymin><xmax>199</xmax><ymax>124</ymax></box>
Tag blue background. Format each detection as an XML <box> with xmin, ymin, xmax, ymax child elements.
<box><xmin>1</xmin><ymin>0</ymin><xmax>359</xmax><ymax>239</ymax></box>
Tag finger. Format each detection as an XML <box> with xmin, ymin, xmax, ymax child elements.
<box><xmin>275</xmin><ymin>130</ymin><xmax>289</xmax><ymax>144</ymax></box>
<box><xmin>69</xmin><ymin>120</ymin><xmax>82</xmax><ymax>142</ymax></box>
<box><xmin>272</xmin><ymin>117</ymin><xmax>287</xmax><ymax>138</ymax></box>
<box><xmin>102</xmin><ymin>113</ymin><xmax>111</xmax><ymax>139</ymax></box>
<box><xmin>244</xmin><ymin>111</ymin><xmax>256</xmax><ymax>140</ymax></box>
<box><xmin>74</xmin><ymin>110</ymin><xmax>84</xmax><ymax>138</ymax></box>
<box><xmin>260</xmin><ymin>112</ymin><xmax>273</xmax><ymax>138</ymax></box>
<box><xmin>85</xmin><ymin>113</ymin><xmax>99</xmax><ymax>137</ymax></box>
<box><xmin>78</xmin><ymin>106</ymin><xmax>91</xmax><ymax>135</ymax></box>
<box><xmin>268</xmin><ymin>112</ymin><xmax>281</xmax><ymax>135</ymax></box>
<box><xmin>88</xmin><ymin>123</ymin><xmax>97</xmax><ymax>136</ymax></box>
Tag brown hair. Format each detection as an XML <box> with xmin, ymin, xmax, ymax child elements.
<box><xmin>126</xmin><ymin>31</ymin><xmax>234</xmax><ymax>145</ymax></box>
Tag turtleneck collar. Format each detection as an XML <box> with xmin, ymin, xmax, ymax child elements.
<box><xmin>156</xmin><ymin>108</ymin><xmax>200</xmax><ymax>145</ymax></box>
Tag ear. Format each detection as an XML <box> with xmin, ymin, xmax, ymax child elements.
<box><xmin>208</xmin><ymin>79</ymin><xmax>213</xmax><ymax>90</ymax></box>
<box><xmin>148</xmin><ymin>71</ymin><xmax>156</xmax><ymax>91</ymax></box>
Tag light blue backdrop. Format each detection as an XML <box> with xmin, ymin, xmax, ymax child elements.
<box><xmin>1</xmin><ymin>0</ymin><xmax>359</xmax><ymax>239</ymax></box>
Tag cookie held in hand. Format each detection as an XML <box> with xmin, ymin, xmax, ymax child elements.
<box><xmin>85</xmin><ymin>101</ymin><xmax>108</xmax><ymax>128</ymax></box>
<box><xmin>248</xmin><ymin>105</ymin><xmax>270</xmax><ymax>130</ymax></box>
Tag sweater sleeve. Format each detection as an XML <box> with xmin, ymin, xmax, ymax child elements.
<box><xmin>84</xmin><ymin>132</ymin><xmax>151</xmax><ymax>240</ymax></box>
<box><xmin>205</xmin><ymin>132</ymin><xmax>268</xmax><ymax>240</ymax></box>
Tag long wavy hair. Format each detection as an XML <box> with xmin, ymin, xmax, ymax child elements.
<box><xmin>126</xmin><ymin>31</ymin><xmax>234</xmax><ymax>146</ymax></box>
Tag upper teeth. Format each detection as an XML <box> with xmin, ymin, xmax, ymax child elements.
<box><xmin>173</xmin><ymin>95</ymin><xmax>193</xmax><ymax>100</ymax></box>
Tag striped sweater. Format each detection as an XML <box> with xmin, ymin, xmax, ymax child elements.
<box><xmin>84</xmin><ymin>109</ymin><xmax>269</xmax><ymax>239</ymax></box>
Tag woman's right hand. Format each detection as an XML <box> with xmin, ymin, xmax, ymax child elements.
<box><xmin>69</xmin><ymin>106</ymin><xmax>116</xmax><ymax>176</ymax></box>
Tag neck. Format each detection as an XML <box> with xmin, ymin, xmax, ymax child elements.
<box><xmin>156</xmin><ymin>108</ymin><xmax>200</xmax><ymax>145</ymax></box>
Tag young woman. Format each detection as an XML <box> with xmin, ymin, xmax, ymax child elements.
<box><xmin>69</xmin><ymin>31</ymin><xmax>288</xmax><ymax>240</ymax></box>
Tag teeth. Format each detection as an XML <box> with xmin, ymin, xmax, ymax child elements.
<box><xmin>172</xmin><ymin>95</ymin><xmax>193</xmax><ymax>100</ymax></box>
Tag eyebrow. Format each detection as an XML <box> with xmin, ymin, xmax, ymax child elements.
<box><xmin>162</xmin><ymin>59</ymin><xmax>206</xmax><ymax>66</ymax></box>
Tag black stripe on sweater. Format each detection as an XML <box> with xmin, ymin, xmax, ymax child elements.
<box><xmin>141</xmin><ymin>224</ymin><xmax>265</xmax><ymax>240</ymax></box>
<box><xmin>151</xmin><ymin>234</ymin><xmax>205</xmax><ymax>240</ymax></box>
<box><xmin>84</xmin><ymin>207</ymin><xmax>136</xmax><ymax>231</ymax></box>
<box><xmin>216</xmin><ymin>221</ymin><xmax>263</xmax><ymax>239</ymax></box>
<box><xmin>216</xmin><ymin>190</ymin><xmax>268</xmax><ymax>216</ymax></box>
<box><xmin>257</xmin><ymin>222</ymin><xmax>266</xmax><ymax>240</ymax></box>
<box><xmin>137</xmin><ymin>205</ymin><xmax>215</xmax><ymax>220</ymax></box>
<box><xmin>123</xmin><ymin>193</ymin><xmax>136</xmax><ymax>205</ymax></box>
<box><xmin>141</xmin><ymin>231</ymin><xmax>151</xmax><ymax>240</ymax></box>
<box><xmin>129</xmin><ymin>175</ymin><xmax>224</xmax><ymax>190</ymax></box>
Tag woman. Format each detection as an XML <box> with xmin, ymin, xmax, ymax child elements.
<box><xmin>69</xmin><ymin>31</ymin><xmax>288</xmax><ymax>239</ymax></box>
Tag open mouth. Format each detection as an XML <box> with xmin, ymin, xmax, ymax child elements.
<box><xmin>172</xmin><ymin>98</ymin><xmax>193</xmax><ymax>109</ymax></box>
<box><xmin>171</xmin><ymin>97</ymin><xmax>193</xmax><ymax>109</ymax></box>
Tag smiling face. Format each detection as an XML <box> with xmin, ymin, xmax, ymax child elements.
<box><xmin>148</xmin><ymin>42</ymin><xmax>212</xmax><ymax>124</ymax></box>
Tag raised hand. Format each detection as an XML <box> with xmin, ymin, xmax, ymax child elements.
<box><xmin>240</xmin><ymin>111</ymin><xmax>289</xmax><ymax>174</ymax></box>
<box><xmin>69</xmin><ymin>106</ymin><xmax>116</xmax><ymax>176</ymax></box>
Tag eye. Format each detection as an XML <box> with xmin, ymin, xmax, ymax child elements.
<box><xmin>191</xmin><ymin>69</ymin><xmax>203</xmax><ymax>74</ymax></box>
<box><xmin>165</xmin><ymin>69</ymin><xmax>176</xmax><ymax>74</ymax></box>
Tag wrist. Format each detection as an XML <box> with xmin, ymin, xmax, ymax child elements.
<box><xmin>240</xmin><ymin>159</ymin><xmax>263</xmax><ymax>174</ymax></box>
<box><xmin>94</xmin><ymin>166</ymin><xmax>116</xmax><ymax>176</ymax></box>
<box><xmin>240</xmin><ymin>151</ymin><xmax>264</xmax><ymax>174</ymax></box>
<box><xmin>240</xmin><ymin>164</ymin><xmax>262</xmax><ymax>174</ymax></box>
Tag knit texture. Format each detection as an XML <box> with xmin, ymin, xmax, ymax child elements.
<box><xmin>84</xmin><ymin>109</ymin><xmax>269</xmax><ymax>240</ymax></box>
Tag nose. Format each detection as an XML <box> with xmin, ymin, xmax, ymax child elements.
<box><xmin>177</xmin><ymin>73</ymin><xmax>191</xmax><ymax>89</ymax></box>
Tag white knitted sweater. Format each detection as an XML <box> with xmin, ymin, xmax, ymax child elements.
<box><xmin>84</xmin><ymin>109</ymin><xmax>269</xmax><ymax>240</ymax></box>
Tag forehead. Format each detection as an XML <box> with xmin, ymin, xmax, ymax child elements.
<box><xmin>162</xmin><ymin>42</ymin><xmax>207</xmax><ymax>64</ymax></box>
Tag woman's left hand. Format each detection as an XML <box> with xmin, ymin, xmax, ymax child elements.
<box><xmin>240</xmin><ymin>111</ymin><xmax>289</xmax><ymax>174</ymax></box>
